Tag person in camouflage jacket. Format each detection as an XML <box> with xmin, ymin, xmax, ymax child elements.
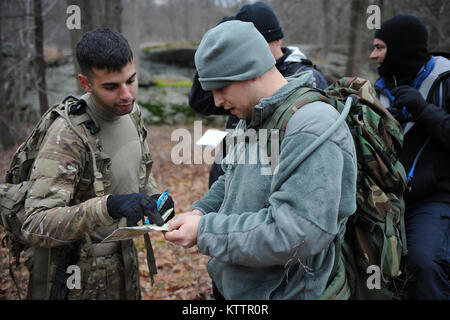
<box><xmin>5</xmin><ymin>28</ymin><xmax>173</xmax><ymax>300</ymax></box>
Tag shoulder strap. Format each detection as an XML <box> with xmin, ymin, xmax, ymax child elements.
<box><xmin>263</xmin><ymin>87</ymin><xmax>330</xmax><ymax>156</ymax></box>
<box><xmin>270</xmin><ymin>94</ymin><xmax>354</xmax><ymax>193</ymax></box>
<box><xmin>129</xmin><ymin>104</ymin><xmax>153</xmax><ymax>190</ymax></box>
<box><xmin>57</xmin><ymin>98</ymin><xmax>105</xmax><ymax>196</ymax></box>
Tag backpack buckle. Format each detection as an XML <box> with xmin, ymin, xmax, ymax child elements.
<box><xmin>5</xmin><ymin>170</ymin><xmax>13</xmax><ymax>183</ymax></box>
<box><xmin>350</xmin><ymin>126</ymin><xmax>362</xmax><ymax>136</ymax></box>
<box><xmin>83</xmin><ymin>120</ymin><xmax>101</xmax><ymax>135</ymax></box>
<box><xmin>69</xmin><ymin>99</ymin><xmax>87</xmax><ymax>115</ymax></box>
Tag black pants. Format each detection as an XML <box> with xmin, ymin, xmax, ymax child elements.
<box><xmin>208</xmin><ymin>161</ymin><xmax>225</xmax><ymax>188</ymax></box>
<box><xmin>404</xmin><ymin>202</ymin><xmax>450</xmax><ymax>300</ymax></box>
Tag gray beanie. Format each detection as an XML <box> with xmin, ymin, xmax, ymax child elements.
<box><xmin>194</xmin><ymin>20</ymin><xmax>275</xmax><ymax>91</ymax></box>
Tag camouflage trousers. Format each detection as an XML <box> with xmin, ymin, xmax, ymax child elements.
<box><xmin>66</xmin><ymin>244</ymin><xmax>141</xmax><ymax>300</ymax></box>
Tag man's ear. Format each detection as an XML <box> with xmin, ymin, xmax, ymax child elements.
<box><xmin>78</xmin><ymin>74</ymin><xmax>92</xmax><ymax>92</ymax></box>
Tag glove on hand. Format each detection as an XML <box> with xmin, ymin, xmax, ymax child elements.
<box><xmin>107</xmin><ymin>193</ymin><xmax>165</xmax><ymax>227</ymax></box>
<box><xmin>149</xmin><ymin>194</ymin><xmax>175</xmax><ymax>222</ymax></box>
<box><xmin>386</xmin><ymin>106</ymin><xmax>410</xmax><ymax>124</ymax></box>
<box><xmin>391</xmin><ymin>85</ymin><xmax>428</xmax><ymax>117</ymax></box>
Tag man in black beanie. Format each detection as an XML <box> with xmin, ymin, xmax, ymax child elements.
<box><xmin>370</xmin><ymin>14</ymin><xmax>450</xmax><ymax>300</ymax></box>
<box><xmin>189</xmin><ymin>1</ymin><xmax>328</xmax><ymax>189</ymax></box>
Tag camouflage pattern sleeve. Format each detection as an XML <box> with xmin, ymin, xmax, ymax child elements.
<box><xmin>22</xmin><ymin>117</ymin><xmax>115</xmax><ymax>248</ymax></box>
<box><xmin>0</xmin><ymin>184</ymin><xmax>10</xmax><ymax>200</ymax></box>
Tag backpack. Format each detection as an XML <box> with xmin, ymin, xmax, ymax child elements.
<box><xmin>0</xmin><ymin>96</ymin><xmax>107</xmax><ymax>297</ymax></box>
<box><xmin>265</xmin><ymin>77</ymin><xmax>408</xmax><ymax>299</ymax></box>
<box><xmin>0</xmin><ymin>95</ymin><xmax>157</xmax><ymax>299</ymax></box>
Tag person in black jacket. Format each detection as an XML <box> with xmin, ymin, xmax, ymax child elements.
<box><xmin>370</xmin><ymin>14</ymin><xmax>450</xmax><ymax>300</ymax></box>
<box><xmin>189</xmin><ymin>1</ymin><xmax>328</xmax><ymax>188</ymax></box>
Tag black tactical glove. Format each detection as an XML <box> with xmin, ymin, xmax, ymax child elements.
<box><xmin>391</xmin><ymin>85</ymin><xmax>428</xmax><ymax>117</ymax></box>
<box><xmin>149</xmin><ymin>193</ymin><xmax>175</xmax><ymax>222</ymax></box>
<box><xmin>107</xmin><ymin>193</ymin><xmax>165</xmax><ymax>227</ymax></box>
<box><xmin>386</xmin><ymin>106</ymin><xmax>410</xmax><ymax>124</ymax></box>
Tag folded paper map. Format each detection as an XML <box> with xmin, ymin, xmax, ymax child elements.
<box><xmin>102</xmin><ymin>208</ymin><xmax>173</xmax><ymax>242</ymax></box>
<box><xmin>195</xmin><ymin>129</ymin><xmax>229</xmax><ymax>147</ymax></box>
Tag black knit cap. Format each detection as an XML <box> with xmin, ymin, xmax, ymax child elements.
<box><xmin>374</xmin><ymin>14</ymin><xmax>429</xmax><ymax>85</ymax></box>
<box><xmin>235</xmin><ymin>1</ymin><xmax>283</xmax><ymax>42</ymax></box>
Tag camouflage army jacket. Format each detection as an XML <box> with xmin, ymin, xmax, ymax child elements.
<box><xmin>20</xmin><ymin>95</ymin><xmax>158</xmax><ymax>299</ymax></box>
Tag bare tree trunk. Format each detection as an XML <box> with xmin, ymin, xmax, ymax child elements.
<box><xmin>0</xmin><ymin>3</ymin><xmax>18</xmax><ymax>150</ymax></box>
<box><xmin>122</xmin><ymin>0</ymin><xmax>140</xmax><ymax>70</ymax></box>
<box><xmin>183</xmin><ymin>0</ymin><xmax>190</xmax><ymax>42</ymax></box>
<box><xmin>103</xmin><ymin>0</ymin><xmax>122</xmax><ymax>32</ymax></box>
<box><xmin>67</xmin><ymin>0</ymin><xmax>93</xmax><ymax>94</ymax></box>
<box><xmin>321</xmin><ymin>0</ymin><xmax>332</xmax><ymax>59</ymax></box>
<box><xmin>34</xmin><ymin>0</ymin><xmax>48</xmax><ymax>116</ymax></box>
<box><xmin>377</xmin><ymin>0</ymin><xmax>385</xmax><ymax>18</ymax></box>
<box><xmin>345</xmin><ymin>0</ymin><xmax>365</xmax><ymax>76</ymax></box>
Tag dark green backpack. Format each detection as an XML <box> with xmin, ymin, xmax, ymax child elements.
<box><xmin>266</xmin><ymin>77</ymin><xmax>408</xmax><ymax>299</ymax></box>
<box><xmin>0</xmin><ymin>96</ymin><xmax>108</xmax><ymax>298</ymax></box>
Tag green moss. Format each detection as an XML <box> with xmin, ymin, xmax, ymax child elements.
<box><xmin>139</xmin><ymin>101</ymin><xmax>165</xmax><ymax>124</ymax></box>
<box><xmin>141</xmin><ymin>42</ymin><xmax>198</xmax><ymax>51</ymax></box>
<box><xmin>139</xmin><ymin>100</ymin><xmax>197</xmax><ymax>125</ymax></box>
<box><xmin>154</xmin><ymin>79</ymin><xmax>192</xmax><ymax>88</ymax></box>
<box><xmin>170</xmin><ymin>103</ymin><xmax>196</xmax><ymax>116</ymax></box>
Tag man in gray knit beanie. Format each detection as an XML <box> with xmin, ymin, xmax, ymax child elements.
<box><xmin>195</xmin><ymin>20</ymin><xmax>275</xmax><ymax>91</ymax></box>
<box><xmin>194</xmin><ymin>20</ymin><xmax>287</xmax><ymax>120</ymax></box>
<box><xmin>165</xmin><ymin>20</ymin><xmax>357</xmax><ymax>301</ymax></box>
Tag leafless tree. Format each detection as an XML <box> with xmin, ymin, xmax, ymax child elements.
<box><xmin>34</xmin><ymin>0</ymin><xmax>48</xmax><ymax>116</ymax></box>
<box><xmin>67</xmin><ymin>0</ymin><xmax>124</xmax><ymax>93</ymax></box>
<box><xmin>346</xmin><ymin>0</ymin><xmax>366</xmax><ymax>76</ymax></box>
<box><xmin>0</xmin><ymin>0</ymin><xmax>448</xmax><ymax>152</ymax></box>
<box><xmin>0</xmin><ymin>2</ymin><xmax>18</xmax><ymax>150</ymax></box>
<box><xmin>321</xmin><ymin>0</ymin><xmax>333</xmax><ymax>59</ymax></box>
<box><xmin>0</xmin><ymin>0</ymin><xmax>37</xmax><ymax>150</ymax></box>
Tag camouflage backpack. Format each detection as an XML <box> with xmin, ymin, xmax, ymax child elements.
<box><xmin>265</xmin><ymin>77</ymin><xmax>408</xmax><ymax>300</ymax></box>
<box><xmin>1</xmin><ymin>96</ymin><xmax>105</xmax><ymax>260</ymax></box>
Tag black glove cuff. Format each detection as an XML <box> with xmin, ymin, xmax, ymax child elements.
<box><xmin>106</xmin><ymin>194</ymin><xmax>122</xmax><ymax>219</ymax></box>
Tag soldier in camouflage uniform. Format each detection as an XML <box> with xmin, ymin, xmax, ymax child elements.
<box><xmin>164</xmin><ymin>21</ymin><xmax>357</xmax><ymax>300</ymax></box>
<box><xmin>12</xmin><ymin>28</ymin><xmax>173</xmax><ymax>300</ymax></box>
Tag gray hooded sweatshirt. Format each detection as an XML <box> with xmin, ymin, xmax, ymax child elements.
<box><xmin>193</xmin><ymin>73</ymin><xmax>357</xmax><ymax>299</ymax></box>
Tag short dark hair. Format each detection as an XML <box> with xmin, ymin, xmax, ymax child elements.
<box><xmin>76</xmin><ymin>28</ymin><xmax>133</xmax><ymax>78</ymax></box>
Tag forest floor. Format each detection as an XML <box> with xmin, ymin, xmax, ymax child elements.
<box><xmin>0</xmin><ymin>124</ymin><xmax>218</xmax><ymax>300</ymax></box>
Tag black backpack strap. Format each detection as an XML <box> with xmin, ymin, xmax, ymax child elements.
<box><xmin>326</xmin><ymin>237</ymin><xmax>342</xmax><ymax>287</ymax></box>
